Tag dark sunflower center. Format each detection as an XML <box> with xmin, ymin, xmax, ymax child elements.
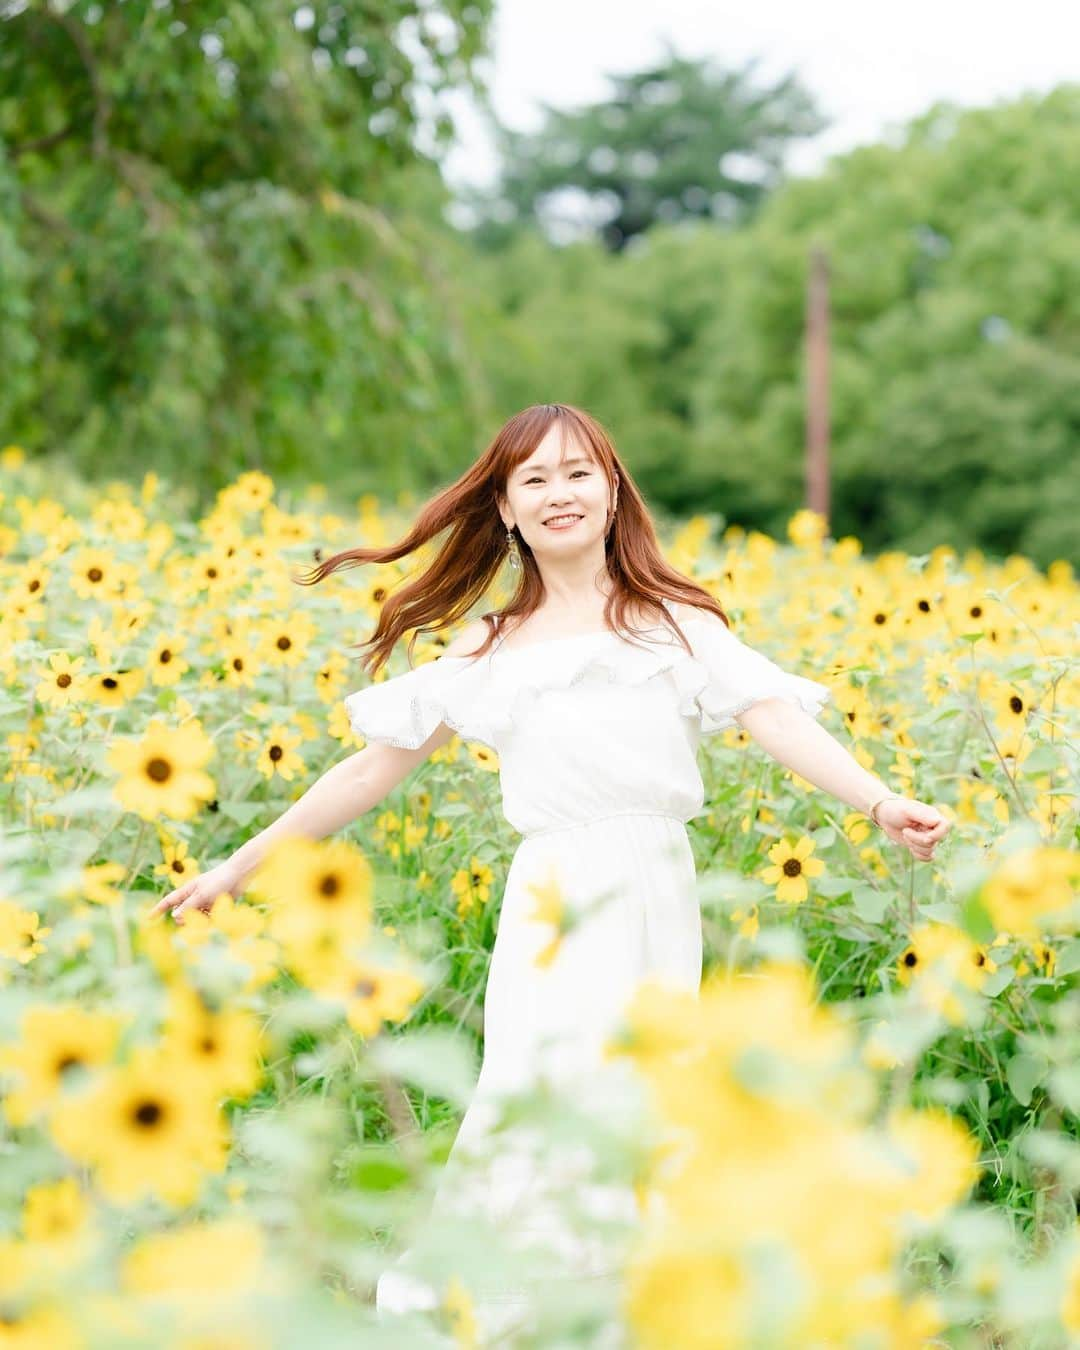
<box><xmin>87</xmin><ymin>567</ymin><xmax>103</xmax><ymax>583</ymax></box>
<box><xmin>232</xmin><ymin>658</ymin><xmax>244</xmax><ymax>671</ymax></box>
<box><xmin>145</xmin><ymin>756</ymin><xmax>172</xmax><ymax>783</ymax></box>
<box><xmin>782</xmin><ymin>859</ymin><xmax>802</xmax><ymax>876</ymax></box>
<box><xmin>132</xmin><ymin>1099</ymin><xmax>164</xmax><ymax>1128</ymax></box>
<box><xmin>57</xmin><ymin>673</ymin><xmax>72</xmax><ymax>688</ymax></box>
<box><xmin>269</xmin><ymin>745</ymin><xmax>283</xmax><ymax>761</ymax></box>
<box><xmin>318</xmin><ymin>873</ymin><xmax>341</xmax><ymax>899</ymax></box>
<box><xmin>1009</xmin><ymin>695</ymin><xmax>1023</xmax><ymax>715</ymax></box>
<box><xmin>103</xmin><ymin>677</ymin><xmax>118</xmax><ymax>689</ymax></box>
<box><xmin>276</xmin><ymin>636</ymin><xmax>291</xmax><ymax>650</ymax></box>
<box><xmin>902</xmin><ymin>951</ymin><xmax>918</xmax><ymax>968</ymax></box>
<box><xmin>159</xmin><ymin>650</ymin><xmax>172</xmax><ymax>663</ymax></box>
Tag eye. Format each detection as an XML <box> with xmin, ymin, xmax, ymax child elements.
<box><xmin>524</xmin><ymin>470</ymin><xmax>590</xmax><ymax>484</ymax></box>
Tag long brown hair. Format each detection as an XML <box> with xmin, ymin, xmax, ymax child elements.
<box><xmin>293</xmin><ymin>402</ymin><xmax>730</xmax><ymax>676</ymax></box>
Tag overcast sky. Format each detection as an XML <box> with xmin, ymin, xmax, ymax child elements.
<box><xmin>437</xmin><ymin>0</ymin><xmax>1079</xmax><ymax>188</ymax></box>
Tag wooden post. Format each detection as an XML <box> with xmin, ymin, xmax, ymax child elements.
<box><xmin>805</xmin><ymin>245</ymin><xmax>830</xmax><ymax>523</ymax></box>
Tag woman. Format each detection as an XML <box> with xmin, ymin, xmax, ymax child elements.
<box><xmin>152</xmin><ymin>402</ymin><xmax>950</xmax><ymax>1326</ymax></box>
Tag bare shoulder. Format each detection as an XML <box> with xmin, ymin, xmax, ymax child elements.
<box><xmin>441</xmin><ymin>617</ymin><xmax>496</xmax><ymax>660</ymax></box>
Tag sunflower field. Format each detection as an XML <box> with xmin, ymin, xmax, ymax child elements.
<box><xmin>1</xmin><ymin>448</ymin><xmax>1078</xmax><ymax>1348</ymax></box>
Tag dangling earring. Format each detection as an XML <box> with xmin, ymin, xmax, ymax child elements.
<box><xmin>506</xmin><ymin>525</ymin><xmax>521</xmax><ymax>571</ymax></box>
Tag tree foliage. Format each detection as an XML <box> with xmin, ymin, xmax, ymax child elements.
<box><xmin>1</xmin><ymin>9</ymin><xmax>1076</xmax><ymax>567</ymax></box>
<box><xmin>466</xmin><ymin>44</ymin><xmax>825</xmax><ymax>252</ymax></box>
<box><xmin>457</xmin><ymin>88</ymin><xmax>1080</xmax><ymax>566</ymax></box>
<box><xmin>0</xmin><ymin>0</ymin><xmax>494</xmax><ymax>505</ymax></box>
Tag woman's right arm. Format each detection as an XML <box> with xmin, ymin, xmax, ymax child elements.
<box><xmin>150</xmin><ymin>734</ymin><xmax>452</xmax><ymax>922</ymax></box>
<box><xmin>149</xmin><ymin>618</ymin><xmax>491</xmax><ymax>923</ymax></box>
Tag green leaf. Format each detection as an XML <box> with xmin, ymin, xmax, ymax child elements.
<box><xmin>1005</xmin><ymin>1052</ymin><xmax>1048</xmax><ymax>1107</ymax></box>
<box><xmin>1047</xmin><ymin>1066</ymin><xmax>1080</xmax><ymax>1115</ymax></box>
<box><xmin>368</xmin><ymin>1027</ymin><xmax>478</xmax><ymax>1110</ymax></box>
<box><xmin>981</xmin><ymin>965</ymin><xmax>1015</xmax><ymax>996</ymax></box>
<box><xmin>347</xmin><ymin>1143</ymin><xmax>412</xmax><ymax>1192</ymax></box>
<box><xmin>1053</xmin><ymin>940</ymin><xmax>1080</xmax><ymax>977</ymax></box>
<box><xmin>1018</xmin><ymin>742</ymin><xmax>1062</xmax><ymax>775</ymax></box>
<box><xmin>814</xmin><ymin>875</ymin><xmax>858</xmax><ymax>898</ymax></box>
<box><xmin>217</xmin><ymin>801</ymin><xmax>264</xmax><ymax>827</ymax></box>
<box><xmin>850</xmin><ymin>885</ymin><xmax>890</xmax><ymax>923</ymax></box>
<box><xmin>43</xmin><ymin>786</ymin><xmax>117</xmax><ymax>816</ymax></box>
<box><xmin>919</xmin><ymin>901</ymin><xmax>959</xmax><ymax>923</ymax></box>
<box><xmin>959</xmin><ymin>890</ymin><xmax>996</xmax><ymax>945</ymax></box>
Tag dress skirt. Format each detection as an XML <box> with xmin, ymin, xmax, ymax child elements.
<box><xmin>374</xmin><ymin>811</ymin><xmax>702</xmax><ymax>1325</ymax></box>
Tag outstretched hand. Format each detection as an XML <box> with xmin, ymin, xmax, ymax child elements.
<box><xmin>874</xmin><ymin>797</ymin><xmax>952</xmax><ymax>862</ymax></box>
<box><xmin>149</xmin><ymin>856</ymin><xmax>251</xmax><ymax>924</ymax></box>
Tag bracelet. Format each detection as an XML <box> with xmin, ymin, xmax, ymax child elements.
<box><xmin>867</xmin><ymin>791</ymin><xmax>902</xmax><ymax>827</ymax></box>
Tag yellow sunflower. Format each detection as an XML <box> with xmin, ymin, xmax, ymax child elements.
<box><xmin>0</xmin><ymin>1003</ymin><xmax>126</xmax><ymax>1126</ymax></box>
<box><xmin>68</xmin><ymin>546</ymin><xmax>122</xmax><ymax>602</ymax></box>
<box><xmin>146</xmin><ymin>633</ymin><xmax>190</xmax><ymax>687</ymax></box>
<box><xmin>49</xmin><ymin>1046</ymin><xmax>228</xmax><ymax>1207</ymax></box>
<box><xmin>988</xmin><ymin>680</ymin><xmax>1037</xmax><ymax>755</ymax></box>
<box><xmin>451</xmin><ymin>856</ymin><xmax>495</xmax><ymax>920</ymax></box>
<box><xmin>0</xmin><ymin>902</ymin><xmax>51</xmax><ymax>967</ymax></box>
<box><xmin>342</xmin><ymin>961</ymin><xmax>425</xmax><ymax>1037</ymax></box>
<box><xmin>254</xmin><ymin>722</ymin><xmax>307</xmax><ymax>782</ymax></box>
<box><xmin>78</xmin><ymin>860</ymin><xmax>128</xmax><ymax>906</ymax></box>
<box><xmin>252</xmin><ymin>836</ymin><xmax>374</xmax><ymax>946</ymax></box>
<box><xmin>21</xmin><ymin>1176</ymin><xmax>97</xmax><ymax>1261</ymax></box>
<box><xmin>217</xmin><ymin>641</ymin><xmax>260</xmax><ymax>689</ymax></box>
<box><xmin>121</xmin><ymin>1215</ymin><xmax>265</xmax><ymax>1301</ymax></box>
<box><xmin>84</xmin><ymin>667</ymin><xmax>146</xmax><ymax>708</ymax></box>
<box><xmin>524</xmin><ymin>865</ymin><xmax>567</xmax><ymax>968</ymax></box>
<box><xmin>35</xmin><ymin>652</ymin><xmax>86</xmax><ymax>709</ymax></box>
<box><xmin>159</xmin><ymin>983</ymin><xmax>264</xmax><ymax>1101</ymax></box>
<box><xmin>980</xmin><ymin>845</ymin><xmax>1079</xmax><ymax>940</ymax></box>
<box><xmin>758</xmin><ymin>836</ymin><xmax>826</xmax><ymax>906</ymax></box>
<box><xmin>256</xmin><ymin>611</ymin><xmax>317</xmax><ymax>670</ymax></box>
<box><xmin>107</xmin><ymin>717</ymin><xmax>217</xmax><ymax>821</ymax></box>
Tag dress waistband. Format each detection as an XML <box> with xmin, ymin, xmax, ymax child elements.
<box><xmin>520</xmin><ymin>810</ymin><xmax>687</xmax><ymax>840</ymax></box>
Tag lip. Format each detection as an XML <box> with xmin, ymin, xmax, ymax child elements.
<box><xmin>543</xmin><ymin>514</ymin><xmax>583</xmax><ymax>530</ymax></box>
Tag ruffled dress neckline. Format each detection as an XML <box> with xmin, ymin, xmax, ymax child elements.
<box><xmin>486</xmin><ymin>604</ymin><xmax>681</xmax><ymax>662</ymax></box>
<box><xmin>490</xmin><ymin>624</ymin><xmax>672</xmax><ymax>661</ymax></box>
<box><xmin>343</xmin><ymin>602</ymin><xmax>832</xmax><ymax>752</ymax></box>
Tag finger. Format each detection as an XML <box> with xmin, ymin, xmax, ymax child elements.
<box><xmin>172</xmin><ymin>892</ymin><xmax>200</xmax><ymax>923</ymax></box>
<box><xmin>151</xmin><ymin>885</ymin><xmax>188</xmax><ymax>916</ymax></box>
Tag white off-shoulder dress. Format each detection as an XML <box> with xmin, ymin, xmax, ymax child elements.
<box><xmin>344</xmin><ymin>600</ymin><xmax>832</xmax><ymax>1326</ymax></box>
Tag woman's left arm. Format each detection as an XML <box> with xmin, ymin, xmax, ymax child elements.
<box><xmin>736</xmin><ymin>697</ymin><xmax>952</xmax><ymax>862</ymax></box>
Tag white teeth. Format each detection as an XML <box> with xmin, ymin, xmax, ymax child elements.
<box><xmin>545</xmin><ymin>515</ymin><xmax>582</xmax><ymax>526</ymax></box>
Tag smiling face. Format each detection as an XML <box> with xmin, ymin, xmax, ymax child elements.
<box><xmin>498</xmin><ymin>423</ymin><xmax>618</xmax><ymax>561</ymax></box>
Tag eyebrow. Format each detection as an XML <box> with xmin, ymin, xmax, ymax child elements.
<box><xmin>516</xmin><ymin>456</ymin><xmax>594</xmax><ymax>474</ymax></box>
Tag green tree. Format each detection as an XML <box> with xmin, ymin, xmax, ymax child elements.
<box><xmin>464</xmin><ymin>43</ymin><xmax>826</xmax><ymax>253</ymax></box>
<box><xmin>455</xmin><ymin>88</ymin><xmax>1080</xmax><ymax>566</ymax></box>
<box><xmin>0</xmin><ymin>0</ymin><xmax>494</xmax><ymax>505</ymax></box>
<box><xmin>684</xmin><ymin>88</ymin><xmax>1080</xmax><ymax>564</ymax></box>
